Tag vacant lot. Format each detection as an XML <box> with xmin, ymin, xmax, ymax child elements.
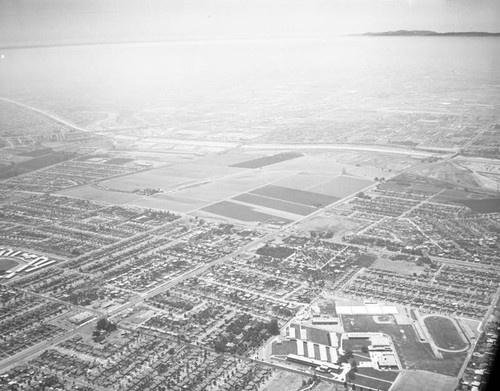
<box><xmin>250</xmin><ymin>185</ymin><xmax>338</xmax><ymax>208</ymax></box>
<box><xmin>100</xmin><ymin>171</ymin><xmax>189</xmax><ymax>192</ymax></box>
<box><xmin>370</xmin><ymin>257</ymin><xmax>426</xmax><ymax>276</ymax></box>
<box><xmin>309</xmin><ymin>175</ymin><xmax>373</xmax><ymax>198</ymax></box>
<box><xmin>201</xmin><ymin>201</ymin><xmax>292</xmax><ymax>223</ymax></box>
<box><xmin>234</xmin><ymin>193</ymin><xmax>317</xmax><ymax>216</ymax></box>
<box><xmin>391</xmin><ymin>370</ymin><xmax>457</xmax><ymax>391</ymax></box>
<box><xmin>423</xmin><ymin>316</ymin><xmax>468</xmax><ymax>351</ymax></box>
<box><xmin>262</xmin><ymin>370</ymin><xmax>305</xmax><ymax>391</ymax></box>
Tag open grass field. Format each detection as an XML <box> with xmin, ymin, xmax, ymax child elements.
<box><xmin>423</xmin><ymin>316</ymin><xmax>468</xmax><ymax>351</ymax></box>
<box><xmin>356</xmin><ymin>367</ymin><xmax>399</xmax><ymax>381</ymax></box>
<box><xmin>342</xmin><ymin>315</ymin><xmax>467</xmax><ymax>376</ymax></box>
<box><xmin>200</xmin><ymin>201</ymin><xmax>293</xmax><ymax>223</ymax></box>
<box><xmin>391</xmin><ymin>370</ymin><xmax>458</xmax><ymax>391</ymax></box>
<box><xmin>341</xmin><ymin>337</ymin><xmax>370</xmax><ymax>352</ymax></box>
<box><xmin>304</xmin><ymin>326</ymin><xmax>332</xmax><ymax>346</ymax></box>
<box><xmin>370</xmin><ymin>257</ymin><xmax>426</xmax><ymax>276</ymax></box>
<box><xmin>59</xmin><ymin>185</ymin><xmax>141</xmax><ymax>204</ymax></box>
<box><xmin>271</xmin><ymin>340</ymin><xmax>298</xmax><ymax>356</ymax></box>
<box><xmin>233</xmin><ymin>193</ymin><xmax>317</xmax><ymax>216</ymax></box>
<box><xmin>309</xmin><ymin>175</ymin><xmax>373</xmax><ymax>198</ymax></box>
<box><xmin>0</xmin><ymin>258</ymin><xmax>19</xmax><ymax>272</ymax></box>
<box><xmin>250</xmin><ymin>185</ymin><xmax>339</xmax><ymax>208</ymax></box>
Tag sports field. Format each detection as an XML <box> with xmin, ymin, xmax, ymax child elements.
<box><xmin>423</xmin><ymin>316</ymin><xmax>468</xmax><ymax>351</ymax></box>
<box><xmin>233</xmin><ymin>193</ymin><xmax>317</xmax><ymax>216</ymax></box>
<box><xmin>250</xmin><ymin>185</ymin><xmax>339</xmax><ymax>208</ymax></box>
<box><xmin>262</xmin><ymin>371</ymin><xmax>305</xmax><ymax>391</ymax></box>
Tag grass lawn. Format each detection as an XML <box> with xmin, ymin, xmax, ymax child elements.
<box><xmin>0</xmin><ymin>258</ymin><xmax>19</xmax><ymax>271</ymax></box>
<box><xmin>357</xmin><ymin>367</ymin><xmax>399</xmax><ymax>381</ymax></box>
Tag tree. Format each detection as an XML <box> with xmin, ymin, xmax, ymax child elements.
<box><xmin>361</xmin><ymin>345</ymin><xmax>369</xmax><ymax>354</ymax></box>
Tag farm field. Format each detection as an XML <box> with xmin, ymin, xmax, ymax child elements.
<box><xmin>230</xmin><ymin>151</ymin><xmax>303</xmax><ymax>169</ymax></box>
<box><xmin>456</xmin><ymin>197</ymin><xmax>500</xmax><ymax>213</ymax></box>
<box><xmin>309</xmin><ymin>175</ymin><xmax>373</xmax><ymax>198</ymax></box>
<box><xmin>342</xmin><ymin>315</ymin><xmax>467</xmax><ymax>376</ymax></box>
<box><xmin>233</xmin><ymin>193</ymin><xmax>317</xmax><ymax>216</ymax></box>
<box><xmin>173</xmin><ymin>169</ymin><xmax>294</xmax><ymax>202</ymax></box>
<box><xmin>129</xmin><ymin>194</ymin><xmax>208</xmax><ymax>213</ymax></box>
<box><xmin>272</xmin><ymin>172</ymin><xmax>334</xmax><ymax>190</ymax></box>
<box><xmin>262</xmin><ymin>370</ymin><xmax>305</xmax><ymax>391</ymax></box>
<box><xmin>199</xmin><ymin>200</ymin><xmax>293</xmax><ymax>224</ymax></box>
<box><xmin>59</xmin><ymin>185</ymin><xmax>141</xmax><ymax>204</ymax></box>
<box><xmin>423</xmin><ymin>316</ymin><xmax>468</xmax><ymax>351</ymax></box>
<box><xmin>250</xmin><ymin>185</ymin><xmax>339</xmax><ymax>208</ymax></box>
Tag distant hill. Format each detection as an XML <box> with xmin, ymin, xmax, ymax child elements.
<box><xmin>357</xmin><ymin>30</ymin><xmax>500</xmax><ymax>37</ymax></box>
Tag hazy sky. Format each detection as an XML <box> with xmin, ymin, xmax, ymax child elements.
<box><xmin>1</xmin><ymin>0</ymin><xmax>500</xmax><ymax>47</ymax></box>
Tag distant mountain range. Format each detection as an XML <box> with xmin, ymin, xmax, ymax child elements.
<box><xmin>357</xmin><ymin>30</ymin><xmax>500</xmax><ymax>37</ymax></box>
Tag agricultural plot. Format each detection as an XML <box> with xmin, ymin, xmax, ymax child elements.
<box><xmin>200</xmin><ymin>201</ymin><xmax>293</xmax><ymax>223</ymax></box>
<box><xmin>250</xmin><ymin>185</ymin><xmax>339</xmax><ymax>208</ymax></box>
<box><xmin>309</xmin><ymin>175</ymin><xmax>373</xmax><ymax>198</ymax></box>
<box><xmin>230</xmin><ymin>151</ymin><xmax>303</xmax><ymax>168</ymax></box>
<box><xmin>130</xmin><ymin>194</ymin><xmax>208</xmax><ymax>213</ymax></box>
<box><xmin>272</xmin><ymin>172</ymin><xmax>333</xmax><ymax>190</ymax></box>
<box><xmin>423</xmin><ymin>316</ymin><xmax>468</xmax><ymax>351</ymax></box>
<box><xmin>456</xmin><ymin>197</ymin><xmax>500</xmax><ymax>213</ymax></box>
<box><xmin>233</xmin><ymin>193</ymin><xmax>317</xmax><ymax>216</ymax></box>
